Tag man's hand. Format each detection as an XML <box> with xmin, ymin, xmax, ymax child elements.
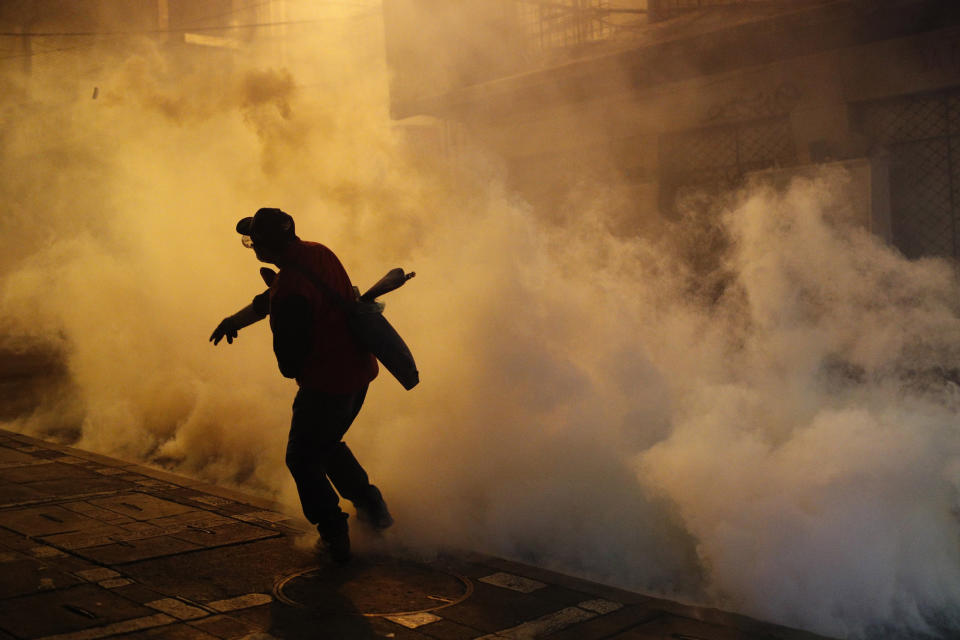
<box><xmin>210</xmin><ymin>318</ymin><xmax>239</xmax><ymax>345</ymax></box>
<box><xmin>210</xmin><ymin>300</ymin><xmax>268</xmax><ymax>346</ymax></box>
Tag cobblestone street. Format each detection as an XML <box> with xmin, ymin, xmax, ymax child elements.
<box><xmin>0</xmin><ymin>427</ymin><xmax>833</xmax><ymax>640</ymax></box>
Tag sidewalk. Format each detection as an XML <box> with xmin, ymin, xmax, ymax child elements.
<box><xmin>0</xmin><ymin>427</ymin><xmax>832</xmax><ymax>640</ymax></box>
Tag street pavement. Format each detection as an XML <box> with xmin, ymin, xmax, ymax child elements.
<box><xmin>0</xmin><ymin>427</ymin><xmax>834</xmax><ymax>640</ymax></box>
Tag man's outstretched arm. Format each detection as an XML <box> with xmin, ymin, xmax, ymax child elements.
<box><xmin>210</xmin><ymin>291</ymin><xmax>269</xmax><ymax>345</ymax></box>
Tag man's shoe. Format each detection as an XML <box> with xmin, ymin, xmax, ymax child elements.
<box><xmin>316</xmin><ymin>522</ymin><xmax>351</xmax><ymax>564</ymax></box>
<box><xmin>355</xmin><ymin>485</ymin><xmax>394</xmax><ymax>530</ymax></box>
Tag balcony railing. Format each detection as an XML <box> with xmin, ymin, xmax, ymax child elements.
<box><xmin>515</xmin><ymin>0</ymin><xmax>811</xmax><ymax>58</ymax></box>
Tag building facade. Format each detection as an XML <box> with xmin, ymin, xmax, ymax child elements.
<box><xmin>0</xmin><ymin>0</ymin><xmax>293</xmax><ymax>83</ymax></box>
<box><xmin>384</xmin><ymin>0</ymin><xmax>960</xmax><ymax>260</ymax></box>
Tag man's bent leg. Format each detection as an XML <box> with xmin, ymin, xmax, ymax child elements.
<box><xmin>285</xmin><ymin>430</ymin><xmax>343</xmax><ymax>526</ymax></box>
<box><xmin>320</xmin><ymin>441</ymin><xmax>370</xmax><ymax>504</ymax></box>
<box><xmin>317</xmin><ymin>386</ymin><xmax>373</xmax><ymax>505</ymax></box>
<box><xmin>286</xmin><ymin>388</ymin><xmax>364</xmax><ymax>525</ymax></box>
<box><xmin>287</xmin><ymin>385</ymin><xmax>390</xmax><ymax>540</ymax></box>
<box><xmin>315</xmin><ymin>387</ymin><xmax>393</xmax><ymax>529</ymax></box>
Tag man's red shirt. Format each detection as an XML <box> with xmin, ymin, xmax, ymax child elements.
<box><xmin>268</xmin><ymin>239</ymin><xmax>378</xmax><ymax>393</ymax></box>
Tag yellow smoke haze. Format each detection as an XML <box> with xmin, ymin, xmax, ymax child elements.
<box><xmin>2</xmin><ymin>4</ymin><xmax>960</xmax><ymax>639</ymax></box>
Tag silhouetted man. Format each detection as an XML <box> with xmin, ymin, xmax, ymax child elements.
<box><xmin>210</xmin><ymin>207</ymin><xmax>392</xmax><ymax>563</ymax></box>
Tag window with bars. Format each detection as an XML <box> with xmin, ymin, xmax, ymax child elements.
<box><xmin>853</xmin><ymin>89</ymin><xmax>960</xmax><ymax>260</ymax></box>
<box><xmin>658</xmin><ymin>117</ymin><xmax>797</xmax><ymax>212</ymax></box>
<box><xmin>515</xmin><ymin>0</ymin><xmax>649</xmax><ymax>56</ymax></box>
<box><xmin>517</xmin><ymin>0</ymin><xmax>612</xmax><ymax>53</ymax></box>
<box><xmin>650</xmin><ymin>0</ymin><xmax>775</xmax><ymax>18</ymax></box>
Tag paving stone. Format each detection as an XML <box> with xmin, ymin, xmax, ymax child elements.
<box><xmin>368</xmin><ymin>616</ymin><xmax>438</xmax><ymax>640</ymax></box>
<box><xmin>99</xmin><ymin>578</ymin><xmax>135</xmax><ymax>589</ymax></box>
<box><xmin>117</xmin><ymin>474</ymin><xmax>150</xmax><ymax>483</ymax></box>
<box><xmin>169</xmin><ymin>521</ymin><xmax>279</xmax><ymax>548</ymax></box>
<box><xmin>209</xmin><ymin>503</ymin><xmax>258</xmax><ymax>516</ymax></box>
<box><xmin>579</xmin><ymin>599</ymin><xmax>623</xmax><ymax>615</ymax></box>
<box><xmin>110</xmin><ymin>583</ymin><xmax>170</xmax><ymax>604</ymax></box>
<box><xmin>265</xmin><ymin>523</ymin><xmax>309</xmax><ymax>536</ymax></box>
<box><xmin>0</xmin><ymin>583</ymin><xmax>158</xmax><ymax>638</ymax></box>
<box><xmin>0</xmin><ymin>430</ymin><xmax>34</xmax><ymax>441</ymax></box>
<box><xmin>266</xmin><ymin>602</ymin><xmax>378</xmax><ymax>638</ymax></box>
<box><xmin>530</xmin><ymin>584</ymin><xmax>596</xmax><ymax>607</ymax></box>
<box><xmin>88</xmin><ymin>494</ymin><xmax>197</xmax><ymax>520</ymax></box>
<box><xmin>56</xmin><ymin>449</ymin><xmax>136</xmax><ymax>468</ymax></box>
<box><xmin>207</xmin><ymin>593</ymin><xmax>273</xmax><ymax>613</ymax></box>
<box><xmin>77</xmin><ymin>535</ymin><xmax>205</xmax><ymax>565</ymax></box>
<box><xmin>120</xmin><ymin>537</ymin><xmax>313</xmax><ymax>603</ymax></box>
<box><xmin>133</xmin><ymin>479</ymin><xmax>179</xmax><ymax>490</ymax></box>
<box><xmin>0</xmin><ymin>446</ymin><xmax>40</xmax><ymax>465</ymax></box>
<box><xmin>30</xmin><ymin>545</ymin><xmax>68</xmax><ymax>558</ymax></box>
<box><xmin>640</xmin><ymin>601</ymin><xmax>768</xmax><ymax>635</ymax></box>
<box><xmin>0</xmin><ymin>529</ymin><xmax>48</xmax><ymax>554</ymax></box>
<box><xmin>185</xmin><ymin>495</ymin><xmax>233</xmax><ymax>507</ymax></box>
<box><xmin>32</xmin><ymin>614</ymin><xmax>175</xmax><ymax>640</ymax></box>
<box><xmin>438</xmin><ymin>581</ymin><xmax>561</xmax><ymax>633</ymax></box>
<box><xmin>233</xmin><ymin>511</ymin><xmax>290</xmax><ymax>523</ymax></box>
<box><xmin>0</xmin><ymin>430</ymin><xmax>839</xmax><ymax>640</ymax></box>
<box><xmin>434</xmin><ymin>557</ymin><xmax>506</xmax><ymax>580</ymax></box>
<box><xmin>38</xmin><ymin>555</ymin><xmax>103</xmax><ymax>575</ymax></box>
<box><xmin>221</xmin><ymin>604</ymin><xmax>271</xmax><ymax>632</ymax></box>
<box><xmin>187</xmin><ymin>614</ymin><xmax>256</xmax><ymax>639</ymax></box>
<box><xmin>0</xmin><ymin>479</ymin><xmax>52</xmax><ymax>508</ymax></box>
<box><xmin>146</xmin><ymin>598</ymin><xmax>210</xmax><ymax>620</ymax></box>
<box><xmin>478</xmin><ymin>572</ymin><xmax>546</xmax><ymax>594</ymax></box>
<box><xmin>146</xmin><ymin>511</ymin><xmax>234</xmax><ymax>531</ymax></box>
<box><xmin>417</xmin><ymin>618</ymin><xmax>484</xmax><ymax>640</ymax></box>
<box><xmin>27</xmin><ymin>451</ymin><xmax>70</xmax><ymax>461</ymax></box>
<box><xmin>0</xmin><ymin>477</ymin><xmax>50</xmax><ymax>503</ymax></box>
<box><xmin>92</xmin><ymin>468</ymin><xmax>129</xmax><ymax>476</ymax></box>
<box><xmin>0</xmin><ymin>462</ymin><xmax>100</xmax><ymax>484</ymax></box>
<box><xmin>118</xmin><ymin>521</ymin><xmax>166</xmax><ymax>538</ymax></box>
<box><xmin>386</xmin><ymin>612</ymin><xmax>444</xmax><ymax>628</ymax></box>
<box><xmin>0</xmin><ymin>557</ymin><xmax>83</xmax><ymax>598</ymax></box>
<box><xmin>25</xmin><ymin>477</ymin><xmax>134</xmax><ymax>498</ymax></box>
<box><xmin>50</xmin><ymin>456</ymin><xmax>93</xmax><ymax>466</ymax></box>
<box><xmin>108</xmin><ymin>622</ymin><xmax>221</xmax><ymax>639</ymax></box>
<box><xmin>470</xmin><ymin>554</ymin><xmax>655</xmax><ymax>606</ymax></box>
<box><xmin>0</xmin><ymin>505</ymin><xmax>103</xmax><ymax>536</ymax></box>
<box><xmin>74</xmin><ymin>568</ymin><xmax>122</xmax><ymax>582</ymax></box>
<box><xmin>483</xmin><ymin>606</ymin><xmax>599</xmax><ymax>639</ymax></box>
<box><xmin>41</xmin><ymin>524</ymin><xmax>132</xmax><ymax>550</ymax></box>
<box><xmin>61</xmin><ymin>502</ymin><xmax>138</xmax><ymax>524</ymax></box>
<box><xmin>544</xmin><ymin>604</ymin><xmax>662</xmax><ymax>640</ymax></box>
<box><xmin>188</xmin><ymin>483</ymin><xmax>281</xmax><ymax>512</ymax></box>
<box><xmin>124</xmin><ymin>465</ymin><xmax>204</xmax><ymax>487</ymax></box>
<box><xmin>610</xmin><ymin>614</ymin><xmax>777</xmax><ymax>640</ymax></box>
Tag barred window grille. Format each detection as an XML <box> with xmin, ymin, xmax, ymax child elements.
<box><xmin>517</xmin><ymin>0</ymin><xmax>613</xmax><ymax>54</ymax></box>
<box><xmin>649</xmin><ymin>0</ymin><xmax>790</xmax><ymax>20</ymax></box>
<box><xmin>659</xmin><ymin>117</ymin><xmax>796</xmax><ymax>210</ymax></box>
<box><xmin>855</xmin><ymin>89</ymin><xmax>960</xmax><ymax>260</ymax></box>
<box><xmin>514</xmin><ymin>0</ymin><xmax>793</xmax><ymax>57</ymax></box>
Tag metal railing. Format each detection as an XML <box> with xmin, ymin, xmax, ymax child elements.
<box><xmin>514</xmin><ymin>0</ymin><xmax>819</xmax><ymax>58</ymax></box>
<box><xmin>516</xmin><ymin>0</ymin><xmax>647</xmax><ymax>56</ymax></box>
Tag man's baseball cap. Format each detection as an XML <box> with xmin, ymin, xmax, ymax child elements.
<box><xmin>236</xmin><ymin>208</ymin><xmax>295</xmax><ymax>247</ymax></box>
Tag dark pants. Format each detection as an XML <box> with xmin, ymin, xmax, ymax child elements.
<box><xmin>285</xmin><ymin>385</ymin><xmax>371</xmax><ymax>532</ymax></box>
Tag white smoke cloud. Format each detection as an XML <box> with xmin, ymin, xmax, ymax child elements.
<box><xmin>638</xmin><ymin>175</ymin><xmax>960</xmax><ymax>636</ymax></box>
<box><xmin>1</xmin><ymin>7</ymin><xmax>959</xmax><ymax>639</ymax></box>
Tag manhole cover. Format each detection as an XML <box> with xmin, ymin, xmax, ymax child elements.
<box><xmin>274</xmin><ymin>558</ymin><xmax>472</xmax><ymax>617</ymax></box>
